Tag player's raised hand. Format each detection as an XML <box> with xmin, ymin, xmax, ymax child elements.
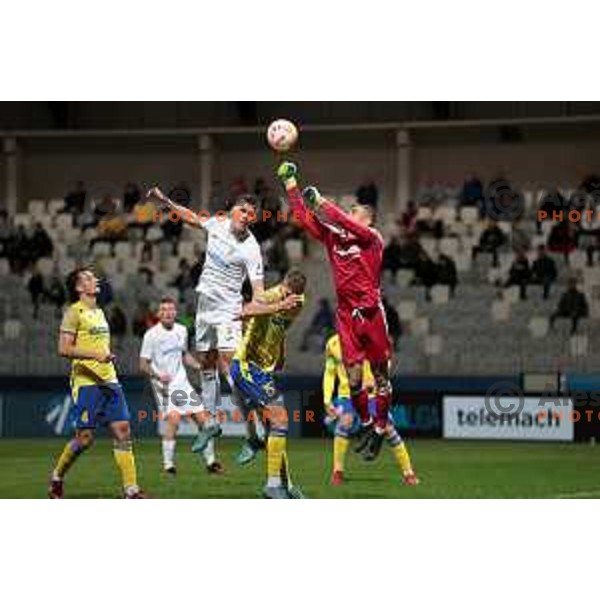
<box><xmin>147</xmin><ymin>186</ymin><xmax>169</xmax><ymax>205</ymax></box>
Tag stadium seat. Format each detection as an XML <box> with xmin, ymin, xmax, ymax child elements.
<box><xmin>58</xmin><ymin>257</ymin><xmax>76</xmax><ymax>274</ymax></box>
<box><xmin>416</xmin><ymin>206</ymin><xmax>433</xmax><ymax>221</ymax></box>
<box><xmin>396</xmin><ymin>269</ymin><xmax>414</xmax><ymax>287</ymax></box>
<box><xmin>420</xmin><ymin>237</ymin><xmax>437</xmax><ymax>256</ymax></box>
<box><xmin>55</xmin><ymin>214</ymin><xmax>73</xmax><ymax>230</ymax></box>
<box><xmin>398</xmin><ymin>300</ymin><xmax>417</xmax><ymax>321</ymax></box>
<box><xmin>178</xmin><ymin>241</ymin><xmax>196</xmax><ymax>261</ymax></box>
<box><xmin>28</xmin><ymin>200</ymin><xmax>46</xmax><ymax>217</ymax></box>
<box><xmin>3</xmin><ymin>319</ymin><xmax>23</xmax><ymax>340</ymax></box>
<box><xmin>0</xmin><ymin>259</ymin><xmax>9</xmax><ymax>276</ymax></box>
<box><xmin>439</xmin><ymin>237</ymin><xmax>459</xmax><ymax>257</ymax></box>
<box><xmin>37</xmin><ymin>258</ymin><xmax>54</xmax><ymax>277</ymax></box>
<box><xmin>504</xmin><ymin>286</ymin><xmax>521</xmax><ymax>304</ymax></box>
<box><xmin>570</xmin><ymin>251</ymin><xmax>586</xmax><ymax>270</ymax></box>
<box><xmin>146</xmin><ymin>226</ymin><xmax>163</xmax><ymax>243</ymax></box>
<box><xmin>410</xmin><ymin>317</ymin><xmax>430</xmax><ymax>337</ymax></box>
<box><xmin>454</xmin><ymin>252</ymin><xmax>472</xmax><ymax>272</ymax></box>
<box><xmin>570</xmin><ymin>335</ymin><xmax>588</xmax><ymax>356</ymax></box>
<box><xmin>529</xmin><ymin>316</ymin><xmax>549</xmax><ymax>338</ymax></box>
<box><xmin>424</xmin><ymin>334</ymin><xmax>443</xmax><ymax>356</ymax></box>
<box><xmin>14</xmin><ymin>214</ymin><xmax>31</xmax><ymax>228</ymax></box>
<box><xmin>110</xmin><ymin>272</ymin><xmax>127</xmax><ymax>290</ymax></box>
<box><xmin>91</xmin><ymin>242</ymin><xmax>111</xmax><ymax>258</ymax></box>
<box><xmin>460</xmin><ymin>207</ymin><xmax>479</xmax><ymax>225</ymax></box>
<box><xmin>431</xmin><ymin>285</ymin><xmax>450</xmax><ymax>305</ymax></box>
<box><xmin>114</xmin><ymin>241</ymin><xmax>132</xmax><ymax>260</ymax></box>
<box><xmin>48</xmin><ymin>199</ymin><xmax>64</xmax><ymax>214</ymax></box>
<box><xmin>491</xmin><ymin>300</ymin><xmax>510</xmax><ymax>322</ymax></box>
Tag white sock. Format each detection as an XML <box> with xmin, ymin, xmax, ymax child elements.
<box><xmin>200</xmin><ymin>369</ymin><xmax>219</xmax><ymax>426</ymax></box>
<box><xmin>203</xmin><ymin>438</ymin><xmax>216</xmax><ymax>466</ymax></box>
<box><xmin>267</xmin><ymin>476</ymin><xmax>282</xmax><ymax>487</ymax></box>
<box><xmin>162</xmin><ymin>439</ymin><xmax>176</xmax><ymax>468</ymax></box>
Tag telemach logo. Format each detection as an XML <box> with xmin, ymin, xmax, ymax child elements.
<box><xmin>457</xmin><ymin>408</ymin><xmax>563</xmax><ymax>429</ymax></box>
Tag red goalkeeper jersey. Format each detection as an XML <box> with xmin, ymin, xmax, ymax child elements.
<box><xmin>288</xmin><ymin>187</ymin><xmax>383</xmax><ymax>310</ymax></box>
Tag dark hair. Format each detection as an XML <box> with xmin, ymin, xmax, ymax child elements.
<box><xmin>284</xmin><ymin>268</ymin><xmax>307</xmax><ymax>294</ymax></box>
<box><xmin>159</xmin><ymin>296</ymin><xmax>177</xmax><ymax>306</ymax></box>
<box><xmin>65</xmin><ymin>267</ymin><xmax>93</xmax><ymax>303</ymax></box>
<box><xmin>225</xmin><ymin>193</ymin><xmax>257</xmax><ymax>211</ymax></box>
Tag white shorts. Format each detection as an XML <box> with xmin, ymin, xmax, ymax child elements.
<box><xmin>195</xmin><ymin>314</ymin><xmax>242</xmax><ymax>353</ymax></box>
<box><xmin>151</xmin><ymin>380</ymin><xmax>205</xmax><ymax>418</ymax></box>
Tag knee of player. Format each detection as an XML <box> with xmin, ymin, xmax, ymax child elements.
<box><xmin>77</xmin><ymin>429</ymin><xmax>96</xmax><ymax>449</ymax></box>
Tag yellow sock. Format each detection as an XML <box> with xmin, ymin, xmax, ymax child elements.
<box><xmin>113</xmin><ymin>442</ymin><xmax>138</xmax><ymax>491</ymax></box>
<box><xmin>392</xmin><ymin>442</ymin><xmax>413</xmax><ymax>475</ymax></box>
<box><xmin>267</xmin><ymin>436</ymin><xmax>287</xmax><ymax>485</ymax></box>
<box><xmin>333</xmin><ymin>436</ymin><xmax>350</xmax><ymax>473</ymax></box>
<box><xmin>54</xmin><ymin>438</ymin><xmax>86</xmax><ymax>479</ymax></box>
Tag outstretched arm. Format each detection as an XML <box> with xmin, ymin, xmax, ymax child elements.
<box><xmin>147</xmin><ymin>186</ymin><xmax>205</xmax><ymax>230</ymax></box>
<box><xmin>317</xmin><ymin>199</ymin><xmax>377</xmax><ymax>244</ymax></box>
<box><xmin>277</xmin><ymin>163</ymin><xmax>326</xmax><ymax>241</ymax></box>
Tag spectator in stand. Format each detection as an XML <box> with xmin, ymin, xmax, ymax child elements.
<box><xmin>547</xmin><ymin>220</ymin><xmax>577</xmax><ymax>264</ymax></box>
<box><xmin>531</xmin><ymin>245</ymin><xmax>557</xmax><ymax>300</ymax></box>
<box><xmin>300</xmin><ymin>297</ymin><xmax>335</xmax><ymax>352</ymax></box>
<box><xmin>413</xmin><ymin>249</ymin><xmax>437</xmax><ymax>301</ymax></box>
<box><xmin>27</xmin><ymin>267</ymin><xmax>45</xmax><ymax>319</ymax></box>
<box><xmin>550</xmin><ymin>278</ymin><xmax>589</xmax><ymax>335</ymax></box>
<box><xmin>6</xmin><ymin>224</ymin><xmax>32</xmax><ymax>274</ymax></box>
<box><xmin>537</xmin><ymin>187</ymin><xmax>567</xmax><ymax>234</ymax></box>
<box><xmin>265</xmin><ymin>230</ymin><xmax>290</xmax><ymax>280</ymax></box>
<box><xmin>0</xmin><ymin>210</ymin><xmax>11</xmax><ymax>259</ymax></box>
<box><xmin>503</xmin><ymin>250</ymin><xmax>531</xmax><ymax>301</ymax></box>
<box><xmin>578</xmin><ymin>195</ymin><xmax>600</xmax><ymax>266</ymax></box>
<box><xmin>107</xmin><ymin>304</ymin><xmax>128</xmax><ymax>338</ymax></box>
<box><xmin>139</xmin><ymin>241</ymin><xmax>154</xmax><ymax>265</ymax></box>
<box><xmin>132</xmin><ymin>300</ymin><xmax>158</xmax><ymax>337</ymax></box>
<box><xmin>90</xmin><ymin>212</ymin><xmax>128</xmax><ymax>252</ymax></box>
<box><xmin>230</xmin><ymin>177</ymin><xmax>248</xmax><ymax>199</ymax></box>
<box><xmin>398</xmin><ymin>201</ymin><xmax>418</xmax><ymax>232</ymax></box>
<box><xmin>81</xmin><ymin>194</ymin><xmax>118</xmax><ymax>232</ymax></box>
<box><xmin>123</xmin><ymin>183</ymin><xmax>141</xmax><ymax>213</ymax></box>
<box><xmin>170</xmin><ymin>258</ymin><xmax>193</xmax><ymax>302</ymax></box>
<box><xmin>382</xmin><ymin>296</ymin><xmax>402</xmax><ymax>351</ymax></box>
<box><xmin>130</xmin><ymin>194</ymin><xmax>156</xmax><ymax>239</ymax></box>
<box><xmin>460</xmin><ymin>173</ymin><xmax>484</xmax><ymax>209</ymax></box>
<box><xmin>511</xmin><ymin>218</ymin><xmax>531</xmax><ymax>254</ymax></box>
<box><xmin>580</xmin><ymin>172</ymin><xmax>600</xmax><ymax>197</ymax></box>
<box><xmin>356</xmin><ymin>179</ymin><xmax>379</xmax><ymax>209</ymax></box>
<box><xmin>45</xmin><ymin>272</ymin><xmax>66</xmax><ymax>317</ymax></box>
<box><xmin>189</xmin><ymin>252</ymin><xmax>206</xmax><ymax>285</ymax></box>
<box><xmin>472</xmin><ymin>221</ymin><xmax>506</xmax><ymax>268</ymax></box>
<box><xmin>59</xmin><ymin>181</ymin><xmax>87</xmax><ymax>217</ymax></box>
<box><xmin>415</xmin><ymin>201</ymin><xmax>445</xmax><ymax>239</ymax></box>
<box><xmin>436</xmin><ymin>252</ymin><xmax>458</xmax><ymax>297</ymax></box>
<box><xmin>29</xmin><ymin>222</ymin><xmax>54</xmax><ymax>262</ymax></box>
<box><xmin>161</xmin><ymin>212</ymin><xmax>183</xmax><ymax>254</ymax></box>
<box><xmin>383</xmin><ymin>235</ymin><xmax>404</xmax><ymax>282</ymax></box>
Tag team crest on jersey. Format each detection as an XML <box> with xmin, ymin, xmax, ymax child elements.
<box><xmin>333</xmin><ymin>244</ymin><xmax>361</xmax><ymax>258</ymax></box>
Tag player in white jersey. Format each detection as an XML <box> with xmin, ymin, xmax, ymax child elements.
<box><xmin>140</xmin><ymin>297</ymin><xmax>220</xmax><ymax>474</ymax></box>
<box><xmin>146</xmin><ymin>188</ymin><xmax>300</xmax><ymax>463</ymax></box>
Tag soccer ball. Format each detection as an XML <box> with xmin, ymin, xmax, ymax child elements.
<box><xmin>266</xmin><ymin>119</ymin><xmax>298</xmax><ymax>152</ymax></box>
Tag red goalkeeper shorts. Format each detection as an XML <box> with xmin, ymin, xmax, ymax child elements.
<box><xmin>336</xmin><ymin>303</ymin><xmax>392</xmax><ymax>367</ymax></box>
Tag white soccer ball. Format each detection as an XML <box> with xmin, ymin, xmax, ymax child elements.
<box><xmin>266</xmin><ymin>119</ymin><xmax>298</xmax><ymax>152</ymax></box>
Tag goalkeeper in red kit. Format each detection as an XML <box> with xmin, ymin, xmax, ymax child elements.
<box><xmin>277</xmin><ymin>162</ymin><xmax>400</xmax><ymax>463</ymax></box>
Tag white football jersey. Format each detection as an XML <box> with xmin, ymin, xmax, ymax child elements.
<box><xmin>140</xmin><ymin>322</ymin><xmax>190</xmax><ymax>389</ymax></box>
<box><xmin>195</xmin><ymin>217</ymin><xmax>263</xmax><ymax>323</ymax></box>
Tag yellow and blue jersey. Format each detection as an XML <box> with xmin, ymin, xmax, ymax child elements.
<box><xmin>234</xmin><ymin>285</ymin><xmax>304</xmax><ymax>373</ymax></box>
<box><xmin>231</xmin><ymin>284</ymin><xmax>304</xmax><ymax>409</ymax></box>
<box><xmin>60</xmin><ymin>301</ymin><xmax>128</xmax><ymax>428</ymax></box>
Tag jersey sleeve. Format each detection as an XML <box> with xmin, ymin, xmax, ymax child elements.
<box><xmin>60</xmin><ymin>305</ymin><xmax>80</xmax><ymax>335</ymax></box>
<box><xmin>139</xmin><ymin>330</ymin><xmax>154</xmax><ymax>360</ymax></box>
<box><xmin>244</xmin><ymin>241</ymin><xmax>264</xmax><ymax>283</ymax></box>
<box><xmin>202</xmin><ymin>216</ymin><xmax>219</xmax><ymax>232</ymax></box>
<box><xmin>319</xmin><ymin>200</ymin><xmax>379</xmax><ymax>244</ymax></box>
<box><xmin>287</xmin><ymin>185</ymin><xmax>327</xmax><ymax>242</ymax></box>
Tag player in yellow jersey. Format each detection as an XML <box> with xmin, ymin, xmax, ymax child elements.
<box><xmin>323</xmin><ymin>332</ymin><xmax>419</xmax><ymax>486</ymax></box>
<box><xmin>48</xmin><ymin>268</ymin><xmax>146</xmax><ymax>499</ymax></box>
<box><xmin>230</xmin><ymin>269</ymin><xmax>306</xmax><ymax>499</ymax></box>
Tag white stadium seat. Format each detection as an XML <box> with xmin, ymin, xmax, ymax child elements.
<box><xmin>28</xmin><ymin>200</ymin><xmax>46</xmax><ymax>217</ymax></box>
<box><xmin>460</xmin><ymin>207</ymin><xmax>479</xmax><ymax>224</ymax></box>
<box><xmin>410</xmin><ymin>317</ymin><xmax>430</xmax><ymax>337</ymax></box>
<box><xmin>424</xmin><ymin>335</ymin><xmax>443</xmax><ymax>356</ymax></box>
<box><xmin>396</xmin><ymin>269</ymin><xmax>414</xmax><ymax>287</ymax></box>
<box><xmin>14</xmin><ymin>214</ymin><xmax>31</xmax><ymax>228</ymax></box>
<box><xmin>3</xmin><ymin>319</ymin><xmax>23</xmax><ymax>340</ymax></box>
<box><xmin>398</xmin><ymin>300</ymin><xmax>417</xmax><ymax>321</ymax></box>
<box><xmin>48</xmin><ymin>199</ymin><xmax>65</xmax><ymax>214</ymax></box>
<box><xmin>491</xmin><ymin>300</ymin><xmax>510</xmax><ymax>322</ymax></box>
<box><xmin>529</xmin><ymin>317</ymin><xmax>549</xmax><ymax>339</ymax></box>
<box><xmin>570</xmin><ymin>335</ymin><xmax>588</xmax><ymax>356</ymax></box>
<box><xmin>431</xmin><ymin>285</ymin><xmax>450</xmax><ymax>305</ymax></box>
<box><xmin>285</xmin><ymin>239</ymin><xmax>304</xmax><ymax>263</ymax></box>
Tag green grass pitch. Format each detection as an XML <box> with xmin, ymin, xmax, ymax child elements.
<box><xmin>1</xmin><ymin>438</ymin><xmax>600</xmax><ymax>498</ymax></box>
